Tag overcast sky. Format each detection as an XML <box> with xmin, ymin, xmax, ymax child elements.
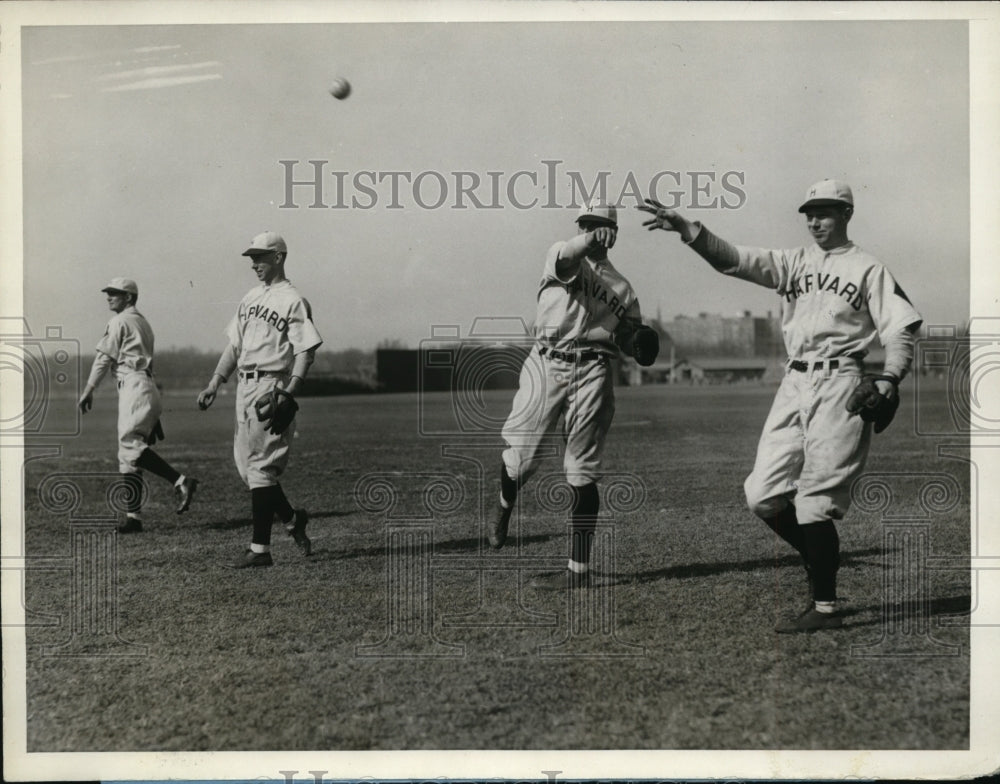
<box><xmin>18</xmin><ymin>17</ymin><xmax>972</xmax><ymax>352</ymax></box>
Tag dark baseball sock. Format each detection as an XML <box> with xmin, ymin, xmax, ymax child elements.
<box><xmin>263</xmin><ymin>484</ymin><xmax>295</xmax><ymax>524</ymax></box>
<box><xmin>802</xmin><ymin>520</ymin><xmax>840</xmax><ymax>602</ymax></box>
<box><xmin>121</xmin><ymin>472</ymin><xmax>143</xmax><ymax>514</ymax></box>
<box><xmin>250</xmin><ymin>487</ymin><xmax>275</xmax><ymax>546</ymax></box>
<box><xmin>762</xmin><ymin>503</ymin><xmax>807</xmax><ymax>560</ymax></box>
<box><xmin>570</xmin><ymin>482</ymin><xmax>599</xmax><ymax>566</ymax></box>
<box><xmin>135</xmin><ymin>448</ymin><xmax>181</xmax><ymax>485</ymax></box>
<box><xmin>499</xmin><ymin>462</ymin><xmax>519</xmax><ymax>507</ymax></box>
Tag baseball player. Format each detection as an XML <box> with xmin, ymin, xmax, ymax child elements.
<box><xmin>197</xmin><ymin>232</ymin><xmax>322</xmax><ymax>568</ymax></box>
<box><xmin>491</xmin><ymin>203</ymin><xmax>659</xmax><ymax>590</ymax></box>
<box><xmin>640</xmin><ymin>179</ymin><xmax>923</xmax><ymax>632</ymax></box>
<box><xmin>78</xmin><ymin>278</ymin><xmax>198</xmax><ymax>532</ymax></box>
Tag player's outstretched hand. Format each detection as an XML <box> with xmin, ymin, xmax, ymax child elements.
<box><xmin>588</xmin><ymin>226</ymin><xmax>617</xmax><ymax>251</ymax></box>
<box><xmin>78</xmin><ymin>390</ymin><xmax>93</xmax><ymax>414</ymax></box>
<box><xmin>197</xmin><ymin>386</ymin><xmax>217</xmax><ymax>410</ymax></box>
<box><xmin>638</xmin><ymin>198</ymin><xmax>686</xmax><ymax>232</ymax></box>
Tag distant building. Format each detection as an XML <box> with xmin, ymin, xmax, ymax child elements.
<box><xmin>675</xmin><ymin>357</ymin><xmax>780</xmax><ymax>383</ymax></box>
<box><xmin>620</xmin><ymin>311</ymin><xmax>782</xmax><ymax>385</ymax></box>
<box><xmin>658</xmin><ymin>310</ymin><xmax>783</xmax><ymax>358</ymax></box>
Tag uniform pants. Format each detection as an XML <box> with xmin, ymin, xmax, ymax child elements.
<box><xmin>116</xmin><ymin>372</ymin><xmax>161</xmax><ymax>473</ymax></box>
<box><xmin>501</xmin><ymin>347</ymin><xmax>615</xmax><ymax>488</ymax></box>
<box><xmin>234</xmin><ymin>374</ymin><xmax>295</xmax><ymax>490</ymax></box>
<box><xmin>744</xmin><ymin>366</ymin><xmax>871</xmax><ymax>525</ymax></box>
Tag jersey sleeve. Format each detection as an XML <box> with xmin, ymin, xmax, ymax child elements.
<box><xmin>85</xmin><ymin>351</ymin><xmax>114</xmax><ymax>390</ymax></box>
<box><xmin>286</xmin><ymin>297</ymin><xmax>323</xmax><ymax>354</ymax></box>
<box><xmin>223</xmin><ymin>312</ymin><xmax>242</xmax><ymax>352</ymax></box>
<box><xmin>94</xmin><ymin>317</ymin><xmax>122</xmax><ymax>360</ymax></box>
<box><xmin>541</xmin><ymin>241</ymin><xmax>578</xmax><ymax>285</ymax></box>
<box><xmin>866</xmin><ymin>264</ymin><xmax>923</xmax><ymax>339</ymax></box>
<box><xmin>728</xmin><ymin>244</ymin><xmax>795</xmax><ymax>291</ymax></box>
<box><xmin>213</xmin><ymin>342</ymin><xmax>238</xmax><ymax>381</ymax></box>
<box><xmin>623</xmin><ymin>296</ymin><xmax>642</xmax><ymax>325</ymax></box>
<box><xmin>688</xmin><ymin>223</ymin><xmax>792</xmax><ymax>291</ymax></box>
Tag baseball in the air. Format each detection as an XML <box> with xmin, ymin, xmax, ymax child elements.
<box><xmin>329</xmin><ymin>77</ymin><xmax>351</xmax><ymax>100</ymax></box>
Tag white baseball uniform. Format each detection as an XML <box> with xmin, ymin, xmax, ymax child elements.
<box><xmin>92</xmin><ymin>306</ymin><xmax>162</xmax><ymax>473</ymax></box>
<box><xmin>502</xmin><ymin>240</ymin><xmax>642</xmax><ymax>487</ymax></box>
<box><xmin>219</xmin><ymin>280</ymin><xmax>322</xmax><ymax>489</ymax></box>
<box><xmin>688</xmin><ymin>224</ymin><xmax>922</xmax><ymax>523</ymax></box>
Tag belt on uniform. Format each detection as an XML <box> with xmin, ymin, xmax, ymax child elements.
<box><xmin>788</xmin><ymin>359</ymin><xmax>840</xmax><ymax>372</ymax></box>
<box><xmin>238</xmin><ymin>369</ymin><xmax>286</xmax><ymax>381</ymax></box>
<box><xmin>539</xmin><ymin>346</ymin><xmax>603</xmax><ymax>363</ymax></box>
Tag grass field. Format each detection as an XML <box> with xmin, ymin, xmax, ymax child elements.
<box><xmin>19</xmin><ymin>380</ymin><xmax>970</xmax><ymax>751</ymax></box>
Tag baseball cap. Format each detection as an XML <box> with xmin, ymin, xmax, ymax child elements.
<box><xmin>242</xmin><ymin>231</ymin><xmax>287</xmax><ymax>256</ymax></box>
<box><xmin>798</xmin><ymin>179</ymin><xmax>854</xmax><ymax>213</ymax></box>
<box><xmin>101</xmin><ymin>277</ymin><xmax>138</xmax><ymax>296</ymax></box>
<box><xmin>576</xmin><ymin>202</ymin><xmax>618</xmax><ymax>227</ymax></box>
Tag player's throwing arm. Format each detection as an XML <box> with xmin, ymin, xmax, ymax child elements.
<box><xmin>489</xmin><ymin>202</ymin><xmax>660</xmax><ymax>591</ymax></box>
<box><xmin>639</xmin><ymin>181</ymin><xmax>922</xmax><ymax>634</ymax></box>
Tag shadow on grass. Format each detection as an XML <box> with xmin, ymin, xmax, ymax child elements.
<box><xmin>434</xmin><ymin>533</ymin><xmax>554</xmax><ymax>553</ymax></box>
<box><xmin>205</xmin><ymin>509</ymin><xmax>358</xmax><ymax>531</ymax></box>
<box><xmin>294</xmin><ymin>533</ymin><xmax>555</xmax><ymax>562</ymax></box>
<box><xmin>838</xmin><ymin>594</ymin><xmax>972</xmax><ymax>627</ymax></box>
<box><xmin>309</xmin><ymin>510</ymin><xmax>359</xmax><ymax>520</ymax></box>
<box><xmin>623</xmin><ymin>547</ymin><xmax>885</xmax><ymax>585</ymax></box>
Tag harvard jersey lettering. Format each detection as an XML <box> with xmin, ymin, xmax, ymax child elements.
<box><xmin>225</xmin><ymin>280</ymin><xmax>323</xmax><ymax>372</ymax></box>
<box><xmin>536</xmin><ymin>241</ymin><xmax>641</xmax><ymax>353</ymax></box>
<box><xmin>723</xmin><ymin>240</ymin><xmax>922</xmax><ymax>359</ymax></box>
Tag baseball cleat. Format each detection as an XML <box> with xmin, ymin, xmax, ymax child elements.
<box><xmin>229</xmin><ymin>549</ymin><xmax>274</xmax><ymax>569</ymax></box>
<box><xmin>531</xmin><ymin>569</ymin><xmax>591</xmax><ymax>591</ymax></box>
<box><xmin>288</xmin><ymin>509</ymin><xmax>311</xmax><ymax>556</ymax></box>
<box><xmin>117</xmin><ymin>516</ymin><xmax>143</xmax><ymax>534</ymax></box>
<box><xmin>489</xmin><ymin>502</ymin><xmax>513</xmax><ymax>549</ymax></box>
<box><xmin>775</xmin><ymin>607</ymin><xmax>843</xmax><ymax>634</ymax></box>
<box><xmin>175</xmin><ymin>477</ymin><xmax>199</xmax><ymax>514</ymax></box>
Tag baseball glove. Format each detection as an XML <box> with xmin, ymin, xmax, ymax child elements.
<box><xmin>254</xmin><ymin>388</ymin><xmax>299</xmax><ymax>435</ymax></box>
<box><xmin>631</xmin><ymin>326</ymin><xmax>660</xmax><ymax>367</ymax></box>
<box><xmin>845</xmin><ymin>374</ymin><xmax>899</xmax><ymax>434</ymax></box>
<box><xmin>613</xmin><ymin>322</ymin><xmax>660</xmax><ymax>367</ymax></box>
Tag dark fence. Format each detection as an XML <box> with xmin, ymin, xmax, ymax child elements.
<box><xmin>377</xmin><ymin>345</ymin><xmax>531</xmax><ymax>393</ymax></box>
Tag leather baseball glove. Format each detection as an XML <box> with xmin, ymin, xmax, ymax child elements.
<box><xmin>845</xmin><ymin>374</ymin><xmax>899</xmax><ymax>434</ymax></box>
<box><xmin>631</xmin><ymin>326</ymin><xmax>660</xmax><ymax>367</ymax></box>
<box><xmin>254</xmin><ymin>388</ymin><xmax>299</xmax><ymax>435</ymax></box>
<box><xmin>614</xmin><ymin>322</ymin><xmax>660</xmax><ymax>367</ymax></box>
